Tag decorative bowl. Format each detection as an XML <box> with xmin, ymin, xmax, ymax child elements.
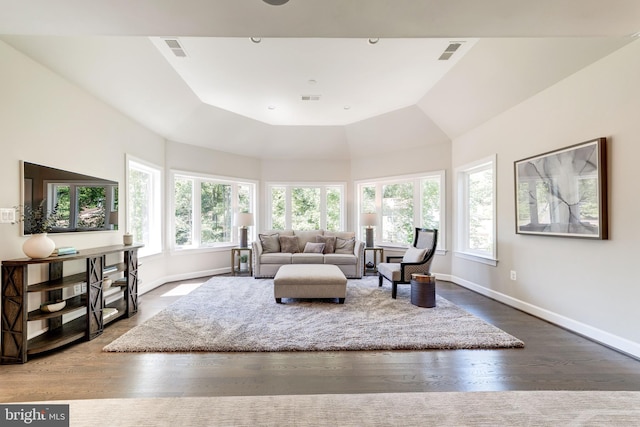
<box><xmin>102</xmin><ymin>277</ymin><xmax>113</xmax><ymax>290</ymax></box>
<box><xmin>40</xmin><ymin>300</ymin><xmax>66</xmax><ymax>313</ymax></box>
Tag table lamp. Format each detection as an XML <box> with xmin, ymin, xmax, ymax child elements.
<box><xmin>361</xmin><ymin>213</ymin><xmax>377</xmax><ymax>248</ymax></box>
<box><xmin>236</xmin><ymin>212</ymin><xmax>254</xmax><ymax>248</ymax></box>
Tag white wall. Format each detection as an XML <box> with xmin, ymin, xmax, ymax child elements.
<box><xmin>451</xmin><ymin>40</ymin><xmax>640</xmax><ymax>357</ymax></box>
<box><xmin>350</xmin><ymin>142</ymin><xmax>453</xmax><ymax>276</ymax></box>
<box><xmin>157</xmin><ymin>141</ymin><xmax>263</xmax><ymax>285</ymax></box>
<box><xmin>0</xmin><ymin>41</ymin><xmax>168</xmax><ymax>289</ymax></box>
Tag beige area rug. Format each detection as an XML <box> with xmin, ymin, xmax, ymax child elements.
<box><xmin>103</xmin><ymin>276</ymin><xmax>524</xmax><ymax>352</ymax></box>
<box><xmin>29</xmin><ymin>391</ymin><xmax>640</xmax><ymax>426</ymax></box>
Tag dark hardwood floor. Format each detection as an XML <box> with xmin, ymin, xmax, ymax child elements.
<box><xmin>2</xmin><ymin>277</ymin><xmax>639</xmax><ymax>403</ymax></box>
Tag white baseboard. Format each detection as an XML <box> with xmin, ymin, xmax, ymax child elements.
<box><xmin>139</xmin><ymin>267</ymin><xmax>230</xmax><ymax>295</ymax></box>
<box><xmin>449</xmin><ymin>274</ymin><xmax>640</xmax><ymax>360</ymax></box>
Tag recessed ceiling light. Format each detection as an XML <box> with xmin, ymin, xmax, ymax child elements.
<box><xmin>631</xmin><ymin>31</ymin><xmax>640</xmax><ymax>38</ymax></box>
<box><xmin>251</xmin><ymin>37</ymin><xmax>262</xmax><ymax>43</ymax></box>
<box><xmin>268</xmin><ymin>105</ymin><xmax>276</xmax><ymax>110</ymax></box>
<box><xmin>308</xmin><ymin>79</ymin><xmax>317</xmax><ymax>85</ymax></box>
<box><xmin>368</xmin><ymin>38</ymin><xmax>379</xmax><ymax>45</ymax></box>
<box><xmin>344</xmin><ymin>106</ymin><xmax>351</xmax><ymax>110</ymax></box>
<box><xmin>263</xmin><ymin>0</ymin><xmax>290</xmax><ymax>5</ymax></box>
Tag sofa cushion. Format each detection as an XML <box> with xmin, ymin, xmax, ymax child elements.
<box><xmin>335</xmin><ymin>237</ymin><xmax>356</xmax><ymax>254</ymax></box>
<box><xmin>279</xmin><ymin>235</ymin><xmax>300</xmax><ymax>253</ymax></box>
<box><xmin>293</xmin><ymin>230</ymin><xmax>323</xmax><ymax>252</ymax></box>
<box><xmin>324</xmin><ymin>253</ymin><xmax>357</xmax><ymax>265</ymax></box>
<box><xmin>325</xmin><ymin>231</ymin><xmax>356</xmax><ymax>240</ymax></box>
<box><xmin>259</xmin><ymin>233</ymin><xmax>280</xmax><ymax>253</ymax></box>
<box><xmin>315</xmin><ymin>235</ymin><xmax>336</xmax><ymax>254</ymax></box>
<box><xmin>292</xmin><ymin>253</ymin><xmax>324</xmax><ymax>264</ymax></box>
<box><xmin>262</xmin><ymin>229</ymin><xmax>294</xmax><ymax>236</ymax></box>
<box><xmin>402</xmin><ymin>246</ymin><xmax>427</xmax><ymax>263</ymax></box>
<box><xmin>303</xmin><ymin>242</ymin><xmax>326</xmax><ymax>253</ymax></box>
<box><xmin>260</xmin><ymin>252</ymin><xmax>292</xmax><ymax>264</ymax></box>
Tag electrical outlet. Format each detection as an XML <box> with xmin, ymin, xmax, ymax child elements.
<box><xmin>510</xmin><ymin>270</ymin><xmax>517</xmax><ymax>281</ymax></box>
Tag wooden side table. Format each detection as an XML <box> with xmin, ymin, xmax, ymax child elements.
<box><xmin>363</xmin><ymin>247</ymin><xmax>384</xmax><ymax>275</ymax></box>
<box><xmin>231</xmin><ymin>247</ymin><xmax>253</xmax><ymax>276</ymax></box>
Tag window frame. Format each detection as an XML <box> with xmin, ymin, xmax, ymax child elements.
<box><xmin>126</xmin><ymin>155</ymin><xmax>163</xmax><ymax>258</ymax></box>
<box><xmin>170</xmin><ymin>170</ymin><xmax>258</xmax><ymax>251</ymax></box>
<box><xmin>355</xmin><ymin>170</ymin><xmax>446</xmax><ymax>251</ymax></box>
<box><xmin>265</xmin><ymin>182</ymin><xmax>346</xmax><ymax>231</ymax></box>
<box><xmin>454</xmin><ymin>154</ymin><xmax>497</xmax><ymax>266</ymax></box>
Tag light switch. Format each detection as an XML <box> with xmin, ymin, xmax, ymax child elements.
<box><xmin>0</xmin><ymin>208</ymin><xmax>16</xmax><ymax>224</ymax></box>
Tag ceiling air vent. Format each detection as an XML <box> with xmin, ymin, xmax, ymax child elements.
<box><xmin>164</xmin><ymin>38</ymin><xmax>188</xmax><ymax>58</ymax></box>
<box><xmin>301</xmin><ymin>95</ymin><xmax>321</xmax><ymax>101</ymax></box>
<box><xmin>438</xmin><ymin>42</ymin><xmax>462</xmax><ymax>61</ymax></box>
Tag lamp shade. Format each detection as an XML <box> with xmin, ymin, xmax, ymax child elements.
<box><xmin>361</xmin><ymin>213</ymin><xmax>377</xmax><ymax>227</ymax></box>
<box><xmin>236</xmin><ymin>212</ymin><xmax>254</xmax><ymax>228</ymax></box>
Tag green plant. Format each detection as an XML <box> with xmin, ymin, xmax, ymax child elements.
<box><xmin>17</xmin><ymin>200</ymin><xmax>60</xmax><ymax>234</ymax></box>
<box><xmin>240</xmin><ymin>254</ymin><xmax>249</xmax><ymax>263</ymax></box>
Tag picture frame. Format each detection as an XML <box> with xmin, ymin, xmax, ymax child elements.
<box><xmin>514</xmin><ymin>137</ymin><xmax>608</xmax><ymax>239</ymax></box>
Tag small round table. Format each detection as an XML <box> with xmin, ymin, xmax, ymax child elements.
<box><xmin>410</xmin><ymin>273</ymin><xmax>436</xmax><ymax>308</ymax></box>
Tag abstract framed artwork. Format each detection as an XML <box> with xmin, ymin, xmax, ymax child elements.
<box><xmin>514</xmin><ymin>137</ymin><xmax>608</xmax><ymax>239</ymax></box>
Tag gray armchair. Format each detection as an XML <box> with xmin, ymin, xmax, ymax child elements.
<box><xmin>377</xmin><ymin>228</ymin><xmax>438</xmax><ymax>299</ymax></box>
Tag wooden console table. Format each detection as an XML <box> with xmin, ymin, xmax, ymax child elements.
<box><xmin>1</xmin><ymin>244</ymin><xmax>142</xmax><ymax>364</ymax></box>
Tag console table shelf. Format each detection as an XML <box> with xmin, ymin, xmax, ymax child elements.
<box><xmin>1</xmin><ymin>244</ymin><xmax>142</xmax><ymax>364</ymax></box>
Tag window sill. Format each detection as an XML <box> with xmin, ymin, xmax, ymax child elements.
<box><xmin>454</xmin><ymin>251</ymin><xmax>498</xmax><ymax>266</ymax></box>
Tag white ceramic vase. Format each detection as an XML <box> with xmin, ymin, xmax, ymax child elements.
<box><xmin>22</xmin><ymin>233</ymin><xmax>56</xmax><ymax>259</ymax></box>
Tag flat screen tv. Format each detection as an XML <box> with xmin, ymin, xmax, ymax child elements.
<box><xmin>22</xmin><ymin>161</ymin><xmax>119</xmax><ymax>234</ymax></box>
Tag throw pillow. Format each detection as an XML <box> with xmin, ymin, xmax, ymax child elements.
<box><xmin>279</xmin><ymin>235</ymin><xmax>300</xmax><ymax>253</ymax></box>
<box><xmin>315</xmin><ymin>235</ymin><xmax>336</xmax><ymax>254</ymax></box>
<box><xmin>334</xmin><ymin>237</ymin><xmax>356</xmax><ymax>254</ymax></box>
<box><xmin>402</xmin><ymin>246</ymin><xmax>427</xmax><ymax>263</ymax></box>
<box><xmin>303</xmin><ymin>242</ymin><xmax>326</xmax><ymax>253</ymax></box>
<box><xmin>259</xmin><ymin>233</ymin><xmax>280</xmax><ymax>253</ymax></box>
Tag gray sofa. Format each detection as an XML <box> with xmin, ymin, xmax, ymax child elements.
<box><xmin>252</xmin><ymin>229</ymin><xmax>364</xmax><ymax>279</ymax></box>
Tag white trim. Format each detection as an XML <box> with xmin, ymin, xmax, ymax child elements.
<box><xmin>138</xmin><ymin>267</ymin><xmax>229</xmax><ymax>295</ymax></box>
<box><xmin>455</xmin><ymin>154</ymin><xmax>497</xmax><ymax>263</ymax></box>
<box><xmin>453</xmin><ymin>251</ymin><xmax>498</xmax><ymax>266</ymax></box>
<box><xmin>126</xmin><ymin>154</ymin><xmax>164</xmax><ymax>258</ymax></box>
<box><xmin>354</xmin><ymin>170</ymin><xmax>446</xmax><ymax>250</ymax></box>
<box><xmin>450</xmin><ymin>275</ymin><xmax>640</xmax><ymax>360</ymax></box>
<box><xmin>170</xmin><ymin>169</ymin><xmax>258</xmax><ymax>251</ymax></box>
<box><xmin>265</xmin><ymin>181</ymin><xmax>347</xmax><ymax>231</ymax></box>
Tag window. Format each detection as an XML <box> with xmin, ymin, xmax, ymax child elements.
<box><xmin>266</xmin><ymin>183</ymin><xmax>345</xmax><ymax>231</ymax></box>
<box><xmin>455</xmin><ymin>155</ymin><xmax>497</xmax><ymax>265</ymax></box>
<box><xmin>49</xmin><ymin>183</ymin><xmax>117</xmax><ymax>231</ymax></box>
<box><xmin>172</xmin><ymin>171</ymin><xmax>257</xmax><ymax>249</ymax></box>
<box><xmin>126</xmin><ymin>156</ymin><xmax>163</xmax><ymax>257</ymax></box>
<box><xmin>356</xmin><ymin>172</ymin><xmax>445</xmax><ymax>249</ymax></box>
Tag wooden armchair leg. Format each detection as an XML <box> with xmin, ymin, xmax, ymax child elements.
<box><xmin>392</xmin><ymin>283</ymin><xmax>397</xmax><ymax>299</ymax></box>
<box><xmin>378</xmin><ymin>274</ymin><xmax>383</xmax><ymax>287</ymax></box>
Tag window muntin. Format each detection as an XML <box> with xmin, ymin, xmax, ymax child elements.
<box><xmin>382</xmin><ymin>182</ymin><xmax>414</xmax><ymax>244</ymax></box>
<box><xmin>356</xmin><ymin>171</ymin><xmax>444</xmax><ymax>249</ymax></box>
<box><xmin>127</xmin><ymin>157</ymin><xmax>163</xmax><ymax>257</ymax></box>
<box><xmin>456</xmin><ymin>155</ymin><xmax>496</xmax><ymax>263</ymax></box>
<box><xmin>172</xmin><ymin>172</ymin><xmax>256</xmax><ymax>250</ymax></box>
<box><xmin>266</xmin><ymin>183</ymin><xmax>346</xmax><ymax>231</ymax></box>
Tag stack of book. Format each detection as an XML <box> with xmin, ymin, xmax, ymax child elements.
<box><xmin>102</xmin><ymin>307</ymin><xmax>119</xmax><ymax>321</ymax></box>
<box><xmin>53</xmin><ymin>246</ymin><xmax>78</xmax><ymax>256</ymax></box>
<box><xmin>104</xmin><ymin>285</ymin><xmax>125</xmax><ymax>305</ymax></box>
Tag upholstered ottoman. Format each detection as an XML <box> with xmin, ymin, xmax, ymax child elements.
<box><xmin>273</xmin><ymin>264</ymin><xmax>347</xmax><ymax>304</ymax></box>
